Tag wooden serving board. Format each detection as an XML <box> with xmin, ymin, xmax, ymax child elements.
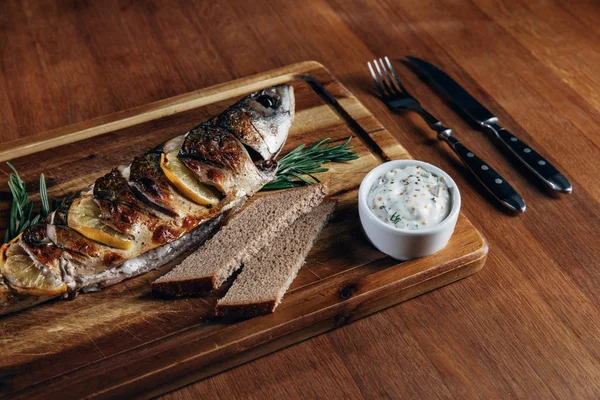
<box><xmin>0</xmin><ymin>61</ymin><xmax>487</xmax><ymax>399</ymax></box>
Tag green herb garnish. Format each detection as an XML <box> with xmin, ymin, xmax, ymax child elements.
<box><xmin>390</xmin><ymin>213</ymin><xmax>401</xmax><ymax>224</ymax></box>
<box><xmin>262</xmin><ymin>137</ymin><xmax>359</xmax><ymax>191</ymax></box>
<box><xmin>3</xmin><ymin>163</ymin><xmax>55</xmax><ymax>243</ymax></box>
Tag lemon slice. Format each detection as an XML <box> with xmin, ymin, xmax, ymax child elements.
<box><xmin>160</xmin><ymin>152</ymin><xmax>221</xmax><ymax>206</ymax></box>
<box><xmin>68</xmin><ymin>197</ymin><xmax>134</xmax><ymax>250</ymax></box>
<box><xmin>0</xmin><ymin>243</ymin><xmax>67</xmax><ymax>296</ymax></box>
<box><xmin>4</xmin><ymin>236</ymin><xmax>23</xmax><ymax>257</ymax></box>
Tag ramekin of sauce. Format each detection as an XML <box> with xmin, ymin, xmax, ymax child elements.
<box><xmin>358</xmin><ymin>160</ymin><xmax>461</xmax><ymax>260</ymax></box>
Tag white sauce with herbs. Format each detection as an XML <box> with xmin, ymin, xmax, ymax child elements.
<box><xmin>368</xmin><ymin>165</ymin><xmax>451</xmax><ymax>230</ymax></box>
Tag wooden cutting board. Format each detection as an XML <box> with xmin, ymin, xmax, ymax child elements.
<box><xmin>0</xmin><ymin>61</ymin><xmax>487</xmax><ymax>399</ymax></box>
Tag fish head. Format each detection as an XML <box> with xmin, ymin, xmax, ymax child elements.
<box><xmin>214</xmin><ymin>84</ymin><xmax>294</xmax><ymax>161</ymax></box>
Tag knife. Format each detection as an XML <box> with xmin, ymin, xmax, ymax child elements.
<box><xmin>406</xmin><ymin>56</ymin><xmax>572</xmax><ymax>193</ymax></box>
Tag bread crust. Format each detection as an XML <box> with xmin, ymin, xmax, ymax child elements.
<box><xmin>215</xmin><ymin>298</ymin><xmax>276</xmax><ymax>319</ymax></box>
<box><xmin>152</xmin><ymin>276</ymin><xmax>214</xmax><ymax>298</ymax></box>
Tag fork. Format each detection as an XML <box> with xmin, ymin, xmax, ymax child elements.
<box><xmin>368</xmin><ymin>57</ymin><xmax>526</xmax><ymax>213</ymax></box>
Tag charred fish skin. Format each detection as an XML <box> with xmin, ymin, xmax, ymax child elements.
<box><xmin>179</xmin><ymin>124</ymin><xmax>244</xmax><ymax>170</ymax></box>
<box><xmin>51</xmin><ymin>195</ymin><xmax>76</xmax><ymax>226</ymax></box>
<box><xmin>94</xmin><ymin>168</ymin><xmax>141</xmax><ymax>207</ymax></box>
<box><xmin>178</xmin><ymin>124</ymin><xmax>270</xmax><ymax>196</ymax></box>
<box><xmin>19</xmin><ymin>240</ymin><xmax>63</xmax><ymax>270</ymax></box>
<box><xmin>129</xmin><ymin>152</ymin><xmax>180</xmax><ymax>217</ymax></box>
<box><xmin>19</xmin><ymin>223</ymin><xmax>65</xmax><ymax>279</ymax></box>
<box><xmin>0</xmin><ymin>85</ymin><xmax>295</xmax><ymax>316</ymax></box>
<box><xmin>127</xmin><ymin>150</ymin><xmax>219</xmax><ymax>228</ymax></box>
<box><xmin>94</xmin><ymin>168</ymin><xmax>167</xmax><ymax>235</ymax></box>
<box><xmin>22</xmin><ymin>223</ymin><xmax>53</xmax><ymax>246</ymax></box>
<box><xmin>95</xmin><ymin>199</ymin><xmax>143</xmax><ymax>235</ymax></box>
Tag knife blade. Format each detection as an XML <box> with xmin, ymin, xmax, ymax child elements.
<box><xmin>406</xmin><ymin>56</ymin><xmax>572</xmax><ymax>193</ymax></box>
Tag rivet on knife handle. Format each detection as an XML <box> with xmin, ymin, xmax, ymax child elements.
<box><xmin>485</xmin><ymin>122</ymin><xmax>572</xmax><ymax>193</ymax></box>
<box><xmin>442</xmin><ymin>134</ymin><xmax>526</xmax><ymax>212</ymax></box>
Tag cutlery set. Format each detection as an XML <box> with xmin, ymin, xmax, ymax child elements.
<box><xmin>367</xmin><ymin>56</ymin><xmax>572</xmax><ymax>212</ymax></box>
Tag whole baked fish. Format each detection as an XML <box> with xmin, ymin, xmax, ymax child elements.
<box><xmin>0</xmin><ymin>85</ymin><xmax>294</xmax><ymax>316</ymax></box>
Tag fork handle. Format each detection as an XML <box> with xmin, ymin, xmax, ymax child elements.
<box><xmin>442</xmin><ymin>135</ymin><xmax>526</xmax><ymax>212</ymax></box>
<box><xmin>484</xmin><ymin>122</ymin><xmax>572</xmax><ymax>193</ymax></box>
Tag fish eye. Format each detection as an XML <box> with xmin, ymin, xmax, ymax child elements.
<box><xmin>256</xmin><ymin>95</ymin><xmax>276</xmax><ymax>108</ymax></box>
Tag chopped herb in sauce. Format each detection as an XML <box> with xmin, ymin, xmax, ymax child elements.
<box><xmin>368</xmin><ymin>165</ymin><xmax>451</xmax><ymax>230</ymax></box>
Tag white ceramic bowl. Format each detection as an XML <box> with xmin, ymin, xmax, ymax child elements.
<box><xmin>358</xmin><ymin>160</ymin><xmax>461</xmax><ymax>260</ymax></box>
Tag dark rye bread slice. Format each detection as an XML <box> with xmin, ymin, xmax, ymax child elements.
<box><xmin>216</xmin><ymin>200</ymin><xmax>336</xmax><ymax>319</ymax></box>
<box><xmin>152</xmin><ymin>184</ymin><xmax>327</xmax><ymax>297</ymax></box>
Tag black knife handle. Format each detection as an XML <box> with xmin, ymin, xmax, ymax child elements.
<box><xmin>443</xmin><ymin>135</ymin><xmax>526</xmax><ymax>212</ymax></box>
<box><xmin>485</xmin><ymin>123</ymin><xmax>572</xmax><ymax>193</ymax></box>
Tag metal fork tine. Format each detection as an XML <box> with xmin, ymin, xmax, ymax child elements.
<box><xmin>367</xmin><ymin>61</ymin><xmax>386</xmax><ymax>98</ymax></box>
<box><xmin>384</xmin><ymin>56</ymin><xmax>408</xmax><ymax>93</ymax></box>
<box><xmin>373</xmin><ymin>59</ymin><xmax>393</xmax><ymax>98</ymax></box>
<box><xmin>377</xmin><ymin>58</ymin><xmax>399</xmax><ymax>96</ymax></box>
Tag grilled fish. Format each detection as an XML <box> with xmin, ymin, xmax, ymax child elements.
<box><xmin>0</xmin><ymin>85</ymin><xmax>294</xmax><ymax>316</ymax></box>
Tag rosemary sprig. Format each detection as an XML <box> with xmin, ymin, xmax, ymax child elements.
<box><xmin>3</xmin><ymin>163</ymin><xmax>53</xmax><ymax>243</ymax></box>
<box><xmin>40</xmin><ymin>173</ymin><xmax>50</xmax><ymax>217</ymax></box>
<box><xmin>262</xmin><ymin>137</ymin><xmax>359</xmax><ymax>191</ymax></box>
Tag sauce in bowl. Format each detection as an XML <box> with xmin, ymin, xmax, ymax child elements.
<box><xmin>367</xmin><ymin>165</ymin><xmax>451</xmax><ymax>230</ymax></box>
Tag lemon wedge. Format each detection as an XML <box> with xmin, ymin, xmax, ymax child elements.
<box><xmin>0</xmin><ymin>243</ymin><xmax>67</xmax><ymax>296</ymax></box>
<box><xmin>160</xmin><ymin>151</ymin><xmax>221</xmax><ymax>206</ymax></box>
<box><xmin>68</xmin><ymin>197</ymin><xmax>134</xmax><ymax>250</ymax></box>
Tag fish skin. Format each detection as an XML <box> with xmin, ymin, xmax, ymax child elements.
<box><xmin>19</xmin><ymin>241</ymin><xmax>63</xmax><ymax>270</ymax></box>
<box><xmin>95</xmin><ymin>199</ymin><xmax>145</xmax><ymax>235</ymax></box>
<box><xmin>0</xmin><ymin>84</ymin><xmax>294</xmax><ymax>316</ymax></box>
<box><xmin>94</xmin><ymin>168</ymin><xmax>141</xmax><ymax>207</ymax></box>
<box><xmin>178</xmin><ymin>124</ymin><xmax>271</xmax><ymax>195</ymax></box>
<box><xmin>179</xmin><ymin>125</ymin><xmax>245</xmax><ymax>170</ymax></box>
<box><xmin>213</xmin><ymin>85</ymin><xmax>294</xmax><ymax>160</ymax></box>
<box><xmin>22</xmin><ymin>223</ymin><xmax>53</xmax><ymax>246</ymax></box>
<box><xmin>94</xmin><ymin>168</ymin><xmax>167</xmax><ymax>235</ymax></box>
<box><xmin>48</xmin><ymin>224</ymin><xmax>103</xmax><ymax>258</ymax></box>
<box><xmin>128</xmin><ymin>151</ymin><xmax>182</xmax><ymax>217</ymax></box>
<box><xmin>50</xmin><ymin>195</ymin><xmax>75</xmax><ymax>226</ymax></box>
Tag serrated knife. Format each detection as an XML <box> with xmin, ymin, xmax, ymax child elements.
<box><xmin>406</xmin><ymin>56</ymin><xmax>572</xmax><ymax>193</ymax></box>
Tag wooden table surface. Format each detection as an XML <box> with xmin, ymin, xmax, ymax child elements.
<box><xmin>1</xmin><ymin>0</ymin><xmax>599</xmax><ymax>398</ymax></box>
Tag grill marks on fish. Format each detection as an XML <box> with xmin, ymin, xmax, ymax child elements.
<box><xmin>179</xmin><ymin>125</ymin><xmax>244</xmax><ymax>170</ymax></box>
<box><xmin>48</xmin><ymin>224</ymin><xmax>103</xmax><ymax>259</ymax></box>
<box><xmin>94</xmin><ymin>168</ymin><xmax>168</xmax><ymax>236</ymax></box>
<box><xmin>178</xmin><ymin>124</ymin><xmax>266</xmax><ymax>195</ymax></box>
<box><xmin>0</xmin><ymin>84</ymin><xmax>295</xmax><ymax>315</ymax></box>
<box><xmin>95</xmin><ymin>199</ymin><xmax>143</xmax><ymax>235</ymax></box>
<box><xmin>51</xmin><ymin>196</ymin><xmax>75</xmax><ymax>226</ymax></box>
<box><xmin>129</xmin><ymin>152</ymin><xmax>181</xmax><ymax>217</ymax></box>
<box><xmin>20</xmin><ymin>224</ymin><xmax>66</xmax><ymax>275</ymax></box>
<box><xmin>94</xmin><ymin>169</ymin><xmax>140</xmax><ymax>206</ymax></box>
<box><xmin>19</xmin><ymin>241</ymin><xmax>63</xmax><ymax>271</ymax></box>
<box><xmin>22</xmin><ymin>224</ymin><xmax>52</xmax><ymax>246</ymax></box>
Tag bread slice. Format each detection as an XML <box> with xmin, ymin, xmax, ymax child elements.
<box><xmin>152</xmin><ymin>184</ymin><xmax>327</xmax><ymax>297</ymax></box>
<box><xmin>216</xmin><ymin>200</ymin><xmax>336</xmax><ymax>319</ymax></box>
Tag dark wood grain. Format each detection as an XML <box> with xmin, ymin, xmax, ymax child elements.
<box><xmin>0</xmin><ymin>0</ymin><xmax>598</xmax><ymax>399</ymax></box>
